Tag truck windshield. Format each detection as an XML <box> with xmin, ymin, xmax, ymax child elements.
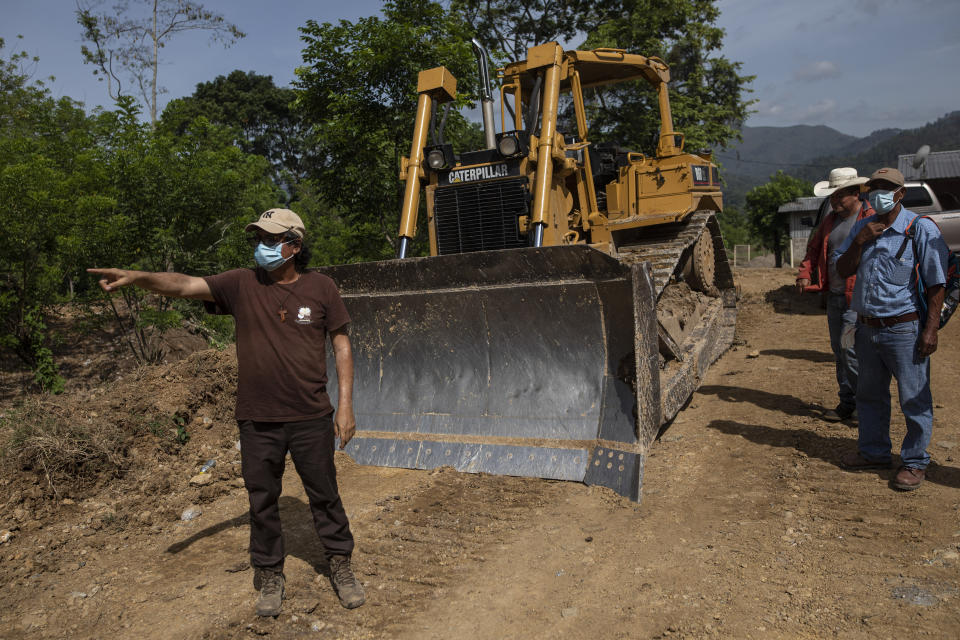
<box><xmin>902</xmin><ymin>186</ymin><xmax>933</xmax><ymax>208</ymax></box>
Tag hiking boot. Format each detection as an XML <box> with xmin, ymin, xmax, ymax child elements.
<box><xmin>329</xmin><ymin>554</ymin><xmax>365</xmax><ymax>609</ymax></box>
<box><xmin>840</xmin><ymin>451</ymin><xmax>891</xmax><ymax>470</ymax></box>
<box><xmin>892</xmin><ymin>466</ymin><xmax>925</xmax><ymax>491</ymax></box>
<box><xmin>823</xmin><ymin>405</ymin><xmax>856</xmax><ymax>422</ymax></box>
<box><xmin>254</xmin><ymin>567</ymin><xmax>285</xmax><ymax>617</ymax></box>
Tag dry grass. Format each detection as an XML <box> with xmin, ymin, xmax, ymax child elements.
<box><xmin>0</xmin><ymin>400</ymin><xmax>130</xmax><ymax>498</ymax></box>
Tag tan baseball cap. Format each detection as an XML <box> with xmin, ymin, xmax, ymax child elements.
<box><xmin>245</xmin><ymin>208</ymin><xmax>305</xmax><ymax>238</ymax></box>
<box><xmin>867</xmin><ymin>167</ymin><xmax>905</xmax><ymax>189</ymax></box>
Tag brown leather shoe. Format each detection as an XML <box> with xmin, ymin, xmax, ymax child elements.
<box><xmin>823</xmin><ymin>405</ymin><xmax>857</xmax><ymax>422</ymax></box>
<box><xmin>329</xmin><ymin>555</ymin><xmax>365</xmax><ymax>609</ymax></box>
<box><xmin>892</xmin><ymin>466</ymin><xmax>925</xmax><ymax>491</ymax></box>
<box><xmin>840</xmin><ymin>451</ymin><xmax>891</xmax><ymax>470</ymax></box>
<box><xmin>254</xmin><ymin>568</ymin><xmax>284</xmax><ymax>617</ymax></box>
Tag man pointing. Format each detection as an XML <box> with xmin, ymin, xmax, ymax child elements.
<box><xmin>88</xmin><ymin>208</ymin><xmax>366</xmax><ymax>615</ymax></box>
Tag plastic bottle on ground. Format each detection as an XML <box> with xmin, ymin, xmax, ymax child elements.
<box><xmin>181</xmin><ymin>505</ymin><xmax>202</xmax><ymax>521</ymax></box>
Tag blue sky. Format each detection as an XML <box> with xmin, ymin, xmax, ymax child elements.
<box><xmin>2</xmin><ymin>0</ymin><xmax>958</xmax><ymax>137</ymax></box>
<box><xmin>717</xmin><ymin>0</ymin><xmax>960</xmax><ymax>135</ymax></box>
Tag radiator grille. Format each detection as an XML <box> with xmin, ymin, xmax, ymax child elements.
<box><xmin>434</xmin><ymin>178</ymin><xmax>529</xmax><ymax>254</ymax></box>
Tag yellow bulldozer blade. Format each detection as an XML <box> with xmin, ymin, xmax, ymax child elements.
<box><xmin>319</xmin><ymin>243</ymin><xmax>734</xmax><ymax>501</ymax></box>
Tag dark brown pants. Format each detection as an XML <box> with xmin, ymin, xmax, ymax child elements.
<box><xmin>238</xmin><ymin>415</ymin><xmax>354</xmax><ymax>569</ymax></box>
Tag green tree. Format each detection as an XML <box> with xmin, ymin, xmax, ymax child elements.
<box><xmin>80</xmin><ymin>98</ymin><xmax>278</xmax><ymax>362</ymax></box>
<box><xmin>160</xmin><ymin>70</ymin><xmax>308</xmax><ymax>184</ymax></box>
<box><xmin>745</xmin><ymin>171</ymin><xmax>811</xmax><ymax>267</ymax></box>
<box><xmin>0</xmin><ymin>35</ymin><xmax>46</xmax><ymax>128</ymax></box>
<box><xmin>2</xmin><ymin>34</ymin><xmax>279</xmax><ymax>375</ymax></box>
<box><xmin>0</xmin><ymin>37</ymin><xmax>98</xmax><ymax>390</ymax></box>
<box><xmin>453</xmin><ymin>0</ymin><xmax>616</xmax><ymax>61</ymax></box>
<box><xmin>716</xmin><ymin>206</ymin><xmax>754</xmax><ymax>250</ymax></box>
<box><xmin>294</xmin><ymin>0</ymin><xmax>484</xmax><ymax>260</ymax></box>
<box><xmin>581</xmin><ymin>0</ymin><xmax>753</xmax><ymax>153</ymax></box>
<box><xmin>459</xmin><ymin>0</ymin><xmax>753</xmax><ymax>153</ymax></box>
<box><xmin>76</xmin><ymin>0</ymin><xmax>245</xmax><ymax>126</ymax></box>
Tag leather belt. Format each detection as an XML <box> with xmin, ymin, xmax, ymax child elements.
<box><xmin>858</xmin><ymin>312</ymin><xmax>919</xmax><ymax>328</ymax></box>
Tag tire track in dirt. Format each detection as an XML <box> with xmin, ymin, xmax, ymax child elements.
<box><xmin>4</xmin><ymin>269</ymin><xmax>959</xmax><ymax>639</ymax></box>
<box><xmin>161</xmin><ymin>466</ymin><xmax>564</xmax><ymax>639</ymax></box>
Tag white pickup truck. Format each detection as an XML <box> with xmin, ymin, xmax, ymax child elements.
<box><xmin>811</xmin><ymin>181</ymin><xmax>960</xmax><ymax>251</ymax></box>
<box><xmin>900</xmin><ymin>181</ymin><xmax>960</xmax><ymax>251</ymax></box>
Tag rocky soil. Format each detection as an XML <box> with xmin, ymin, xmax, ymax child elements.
<box><xmin>1</xmin><ymin>267</ymin><xmax>959</xmax><ymax>639</ymax></box>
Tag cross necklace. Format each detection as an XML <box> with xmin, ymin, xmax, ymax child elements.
<box><xmin>267</xmin><ymin>278</ymin><xmax>300</xmax><ymax>322</ymax></box>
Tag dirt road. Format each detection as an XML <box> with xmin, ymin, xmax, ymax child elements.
<box><xmin>2</xmin><ymin>268</ymin><xmax>959</xmax><ymax>639</ymax></box>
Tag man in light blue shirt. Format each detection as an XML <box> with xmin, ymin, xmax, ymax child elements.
<box><xmin>833</xmin><ymin>167</ymin><xmax>948</xmax><ymax>490</ymax></box>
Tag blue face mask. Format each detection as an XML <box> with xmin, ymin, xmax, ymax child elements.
<box><xmin>254</xmin><ymin>241</ymin><xmax>292</xmax><ymax>271</ymax></box>
<box><xmin>867</xmin><ymin>189</ymin><xmax>898</xmax><ymax>215</ymax></box>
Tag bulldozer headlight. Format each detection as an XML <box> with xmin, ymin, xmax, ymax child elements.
<box><xmin>497</xmin><ymin>135</ymin><xmax>518</xmax><ymax>157</ymax></box>
<box><xmin>495</xmin><ymin>131</ymin><xmax>527</xmax><ymax>158</ymax></box>
<box><xmin>427</xmin><ymin>149</ymin><xmax>447</xmax><ymax>169</ymax></box>
<box><xmin>423</xmin><ymin>143</ymin><xmax>455</xmax><ymax>171</ymax></box>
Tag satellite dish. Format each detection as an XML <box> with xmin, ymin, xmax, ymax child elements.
<box><xmin>913</xmin><ymin>144</ymin><xmax>930</xmax><ymax>169</ymax></box>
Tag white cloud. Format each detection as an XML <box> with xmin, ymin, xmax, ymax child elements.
<box><xmin>799</xmin><ymin>99</ymin><xmax>838</xmax><ymax>122</ymax></box>
<box><xmin>793</xmin><ymin>61</ymin><xmax>841</xmax><ymax>82</ymax></box>
<box><xmin>753</xmin><ymin>100</ymin><xmax>785</xmax><ymax>117</ymax></box>
<box><xmin>924</xmin><ymin>41</ymin><xmax>960</xmax><ymax>56</ymax></box>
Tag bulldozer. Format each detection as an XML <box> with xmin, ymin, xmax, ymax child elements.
<box><xmin>319</xmin><ymin>41</ymin><xmax>735</xmax><ymax>501</ymax></box>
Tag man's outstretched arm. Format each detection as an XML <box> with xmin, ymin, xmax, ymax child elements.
<box><xmin>86</xmin><ymin>268</ymin><xmax>214</xmax><ymax>302</ymax></box>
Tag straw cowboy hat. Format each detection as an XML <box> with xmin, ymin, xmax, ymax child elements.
<box><xmin>813</xmin><ymin>167</ymin><xmax>869</xmax><ymax>197</ymax></box>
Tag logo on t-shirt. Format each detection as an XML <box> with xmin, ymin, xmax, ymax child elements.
<box><xmin>296</xmin><ymin>307</ymin><xmax>312</xmax><ymax>324</ymax></box>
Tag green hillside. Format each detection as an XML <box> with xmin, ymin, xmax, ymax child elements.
<box><xmin>803</xmin><ymin>111</ymin><xmax>960</xmax><ymax>180</ymax></box>
<box><xmin>716</xmin><ymin>112</ymin><xmax>960</xmax><ymax>209</ymax></box>
<box><xmin>715</xmin><ymin>124</ymin><xmax>857</xmax><ymax>183</ymax></box>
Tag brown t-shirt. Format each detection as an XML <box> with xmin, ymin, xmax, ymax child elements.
<box><xmin>203</xmin><ymin>268</ymin><xmax>350</xmax><ymax>422</ymax></box>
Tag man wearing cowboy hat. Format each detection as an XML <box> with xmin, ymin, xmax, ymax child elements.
<box><xmin>797</xmin><ymin>167</ymin><xmax>873</xmax><ymax>422</ymax></box>
<box><xmin>88</xmin><ymin>208</ymin><xmax>367</xmax><ymax>615</ymax></box>
<box><xmin>834</xmin><ymin>168</ymin><xmax>949</xmax><ymax>491</ymax></box>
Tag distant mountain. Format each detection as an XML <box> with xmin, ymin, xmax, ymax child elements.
<box><xmin>803</xmin><ymin>111</ymin><xmax>960</xmax><ymax>180</ymax></box>
<box><xmin>715</xmin><ymin>124</ymin><xmax>860</xmax><ymax>208</ymax></box>
<box><xmin>715</xmin><ymin>112</ymin><xmax>960</xmax><ymax>209</ymax></box>
<box><xmin>715</xmin><ymin>125</ymin><xmax>858</xmax><ymax>185</ymax></box>
<box><xmin>837</xmin><ymin>128</ymin><xmax>903</xmax><ymax>156</ymax></box>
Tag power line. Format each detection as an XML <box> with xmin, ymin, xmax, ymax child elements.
<box><xmin>713</xmin><ymin>152</ymin><xmax>834</xmax><ymax>169</ymax></box>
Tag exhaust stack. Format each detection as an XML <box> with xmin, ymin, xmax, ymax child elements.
<box><xmin>471</xmin><ymin>38</ymin><xmax>497</xmax><ymax>149</ymax></box>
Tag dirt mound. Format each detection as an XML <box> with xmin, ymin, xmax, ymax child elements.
<box><xmin>1</xmin><ymin>346</ymin><xmax>242</xmax><ymax>529</ymax></box>
<box><xmin>1</xmin><ymin>303</ymin><xmax>215</xmax><ymax>403</ymax></box>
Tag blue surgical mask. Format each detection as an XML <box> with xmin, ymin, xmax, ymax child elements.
<box><xmin>254</xmin><ymin>241</ymin><xmax>291</xmax><ymax>271</ymax></box>
<box><xmin>867</xmin><ymin>189</ymin><xmax>898</xmax><ymax>215</ymax></box>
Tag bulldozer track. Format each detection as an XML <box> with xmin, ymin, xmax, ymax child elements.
<box><xmin>614</xmin><ymin>210</ymin><xmax>722</xmax><ymax>296</ymax></box>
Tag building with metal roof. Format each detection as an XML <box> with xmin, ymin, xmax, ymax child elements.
<box><xmin>778</xmin><ymin>196</ymin><xmax>827</xmax><ymax>267</ymax></box>
<box><xmin>898</xmin><ymin>149</ymin><xmax>960</xmax><ymax>181</ymax></box>
<box><xmin>898</xmin><ymin>149</ymin><xmax>960</xmax><ymax>211</ymax></box>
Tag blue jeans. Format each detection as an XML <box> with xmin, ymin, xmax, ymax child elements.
<box><xmin>826</xmin><ymin>293</ymin><xmax>858</xmax><ymax>411</ymax></box>
<box><xmin>854</xmin><ymin>319</ymin><xmax>933</xmax><ymax>468</ymax></box>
